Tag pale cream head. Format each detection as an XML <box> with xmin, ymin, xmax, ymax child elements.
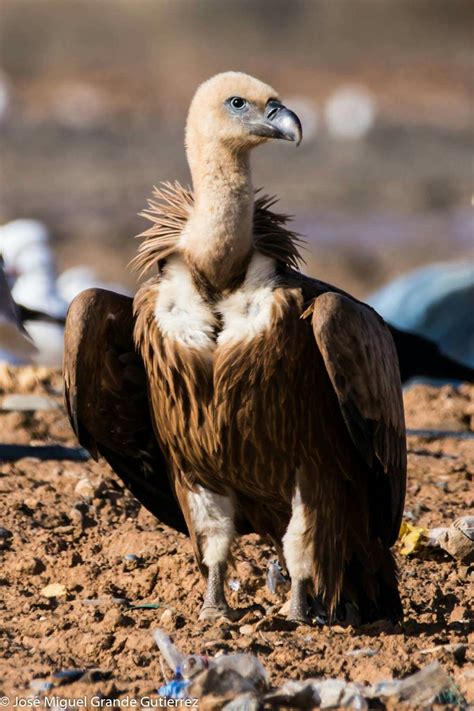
<box><xmin>185</xmin><ymin>71</ymin><xmax>302</xmax><ymax>158</ymax></box>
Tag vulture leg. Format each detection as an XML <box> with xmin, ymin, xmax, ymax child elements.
<box><xmin>184</xmin><ymin>484</ymin><xmax>236</xmax><ymax>620</ymax></box>
<box><xmin>282</xmin><ymin>485</ymin><xmax>312</xmax><ymax>624</ymax></box>
<box><xmin>201</xmin><ymin>562</ymin><xmax>229</xmax><ymax>620</ymax></box>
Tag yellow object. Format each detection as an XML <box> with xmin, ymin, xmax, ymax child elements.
<box><xmin>398</xmin><ymin>521</ymin><xmax>428</xmax><ymax>556</ymax></box>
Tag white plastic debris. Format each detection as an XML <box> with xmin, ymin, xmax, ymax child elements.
<box><xmin>266</xmin><ymin>560</ymin><xmax>289</xmax><ymax>595</ymax></box>
<box><xmin>153</xmin><ymin>630</ymin><xmax>461</xmax><ymax>708</ymax></box>
<box><xmin>427</xmin><ymin>516</ymin><xmax>474</xmax><ymax>563</ymax></box>
<box><xmin>228</xmin><ymin>578</ymin><xmax>240</xmax><ymax>592</ymax></box>
<box><xmin>153</xmin><ymin>629</ymin><xmax>185</xmax><ymax>673</ymax></box>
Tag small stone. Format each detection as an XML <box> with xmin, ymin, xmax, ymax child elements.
<box><xmin>160</xmin><ymin>608</ymin><xmax>176</xmax><ymax>629</ymax></box>
<box><xmin>74</xmin><ymin>478</ymin><xmax>95</xmax><ymax>500</ymax></box>
<box><xmin>449</xmin><ymin>605</ymin><xmax>468</xmax><ymax>623</ymax></box>
<box><xmin>239</xmin><ymin>624</ymin><xmax>255</xmax><ymax>636</ymax></box>
<box><xmin>68</xmin><ymin>508</ymin><xmax>84</xmax><ymax>527</ymax></box>
<box><xmin>41</xmin><ymin>583</ymin><xmax>67</xmax><ymax>598</ymax></box>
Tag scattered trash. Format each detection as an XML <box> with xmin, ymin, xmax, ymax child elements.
<box><xmin>434</xmin><ymin>516</ymin><xmax>474</xmax><ymax>563</ymax></box>
<box><xmin>374</xmin><ymin>661</ymin><xmax>461</xmax><ymax>707</ymax></box>
<box><xmin>153</xmin><ymin>631</ymin><xmax>461</xmax><ymax>708</ymax></box>
<box><xmin>40</xmin><ymin>583</ymin><xmax>67</xmax><ymax>598</ymax></box>
<box><xmin>228</xmin><ymin>578</ymin><xmax>240</xmax><ymax>592</ymax></box>
<box><xmin>398</xmin><ymin>516</ymin><xmax>474</xmax><ymax>563</ymax></box>
<box><xmin>154</xmin><ymin>629</ymin><xmax>267</xmax><ymax>703</ymax></box>
<box><xmin>266</xmin><ymin>560</ymin><xmax>289</xmax><ymax>595</ymax></box>
<box><xmin>130</xmin><ymin>602</ymin><xmax>163</xmax><ymax>610</ymax></box>
<box><xmin>1</xmin><ymin>393</ymin><xmax>59</xmax><ymax>411</ymax></box>
<box><xmin>223</xmin><ymin>692</ymin><xmax>260</xmax><ymax>710</ymax></box>
<box><xmin>124</xmin><ymin>553</ymin><xmax>141</xmax><ymax>562</ymax></box>
<box><xmin>265</xmin><ymin>678</ymin><xmax>368</xmax><ymax>709</ymax></box>
<box><xmin>0</xmin><ymin>444</ymin><xmax>90</xmax><ymax>462</ymax></box>
<box><xmin>398</xmin><ymin>521</ymin><xmax>427</xmax><ymax>555</ymax></box>
<box><xmin>52</xmin><ymin>669</ymin><xmax>85</xmax><ymax>683</ymax></box>
<box><xmin>30</xmin><ymin>679</ymin><xmax>53</xmax><ymax>693</ymax></box>
<box><xmin>407</xmin><ymin>428</ymin><xmax>474</xmax><ymax>441</ymax></box>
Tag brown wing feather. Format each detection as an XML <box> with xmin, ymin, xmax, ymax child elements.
<box><xmin>309</xmin><ymin>292</ymin><xmax>407</xmax><ymax>546</ymax></box>
<box><xmin>63</xmin><ymin>288</ymin><xmax>187</xmax><ymax>534</ymax></box>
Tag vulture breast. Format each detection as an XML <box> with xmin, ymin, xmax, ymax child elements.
<box><xmin>133</xmin><ymin>252</ymin><xmax>328</xmax><ymax>519</ymax></box>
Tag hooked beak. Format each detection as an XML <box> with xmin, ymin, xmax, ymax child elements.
<box><xmin>247</xmin><ymin>100</ymin><xmax>302</xmax><ymax>146</ymax></box>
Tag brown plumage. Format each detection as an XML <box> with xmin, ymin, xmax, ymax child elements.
<box><xmin>64</xmin><ymin>72</ymin><xmax>406</xmax><ymax>625</ymax></box>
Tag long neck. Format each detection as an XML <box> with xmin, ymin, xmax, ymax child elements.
<box><xmin>182</xmin><ymin>140</ymin><xmax>254</xmax><ymax>291</ymax></box>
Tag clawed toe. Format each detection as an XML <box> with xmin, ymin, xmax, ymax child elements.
<box><xmin>286</xmin><ymin>611</ymin><xmax>311</xmax><ymax>625</ymax></box>
<box><xmin>199</xmin><ymin>605</ymin><xmax>230</xmax><ymax>621</ymax></box>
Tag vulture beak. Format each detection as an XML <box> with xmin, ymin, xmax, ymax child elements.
<box><xmin>247</xmin><ymin>100</ymin><xmax>302</xmax><ymax>146</ymax></box>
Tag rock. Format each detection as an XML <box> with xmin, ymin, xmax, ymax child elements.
<box><xmin>74</xmin><ymin>478</ymin><xmax>95</xmax><ymax>500</ymax></box>
<box><xmin>437</xmin><ymin>526</ymin><xmax>474</xmax><ymax>563</ymax></box>
<box><xmin>68</xmin><ymin>507</ymin><xmax>84</xmax><ymax>528</ymax></box>
<box><xmin>160</xmin><ymin>608</ymin><xmax>176</xmax><ymax>629</ymax></box>
<box><xmin>239</xmin><ymin>625</ymin><xmax>254</xmax><ymax>636</ymax></box>
<box><xmin>41</xmin><ymin>583</ymin><xmax>67</xmax><ymax>598</ymax></box>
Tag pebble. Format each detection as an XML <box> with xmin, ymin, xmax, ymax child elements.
<box><xmin>41</xmin><ymin>583</ymin><xmax>67</xmax><ymax>598</ymax></box>
<box><xmin>74</xmin><ymin>478</ymin><xmax>95</xmax><ymax>500</ymax></box>
<box><xmin>239</xmin><ymin>624</ymin><xmax>255</xmax><ymax>636</ymax></box>
<box><xmin>160</xmin><ymin>608</ymin><xmax>176</xmax><ymax>628</ymax></box>
<box><xmin>68</xmin><ymin>507</ymin><xmax>84</xmax><ymax>528</ymax></box>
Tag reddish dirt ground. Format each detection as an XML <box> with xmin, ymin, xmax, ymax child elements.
<box><xmin>0</xmin><ymin>367</ymin><xmax>472</xmax><ymax>709</ymax></box>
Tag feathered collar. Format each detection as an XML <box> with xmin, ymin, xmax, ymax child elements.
<box><xmin>130</xmin><ymin>181</ymin><xmax>305</xmax><ymax>278</ymax></box>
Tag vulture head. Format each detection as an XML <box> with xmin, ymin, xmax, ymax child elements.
<box><xmin>185</xmin><ymin>71</ymin><xmax>302</xmax><ymax>157</ymax></box>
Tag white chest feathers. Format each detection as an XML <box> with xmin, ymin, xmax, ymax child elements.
<box><xmin>154</xmin><ymin>253</ymin><xmax>277</xmax><ymax>350</ymax></box>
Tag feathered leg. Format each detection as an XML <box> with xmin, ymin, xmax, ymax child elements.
<box><xmin>185</xmin><ymin>484</ymin><xmax>236</xmax><ymax>620</ymax></box>
<box><xmin>282</xmin><ymin>485</ymin><xmax>313</xmax><ymax>623</ymax></box>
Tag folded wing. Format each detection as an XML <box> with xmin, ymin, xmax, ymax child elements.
<box><xmin>63</xmin><ymin>288</ymin><xmax>187</xmax><ymax>534</ymax></box>
<box><xmin>311</xmin><ymin>292</ymin><xmax>406</xmax><ymax>546</ymax></box>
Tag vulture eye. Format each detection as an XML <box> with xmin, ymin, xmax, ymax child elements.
<box><xmin>228</xmin><ymin>97</ymin><xmax>247</xmax><ymax>111</ymax></box>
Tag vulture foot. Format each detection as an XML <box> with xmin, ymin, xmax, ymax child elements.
<box><xmin>199</xmin><ymin>563</ymin><xmax>231</xmax><ymax>621</ymax></box>
<box><xmin>199</xmin><ymin>603</ymin><xmax>232</xmax><ymax>621</ymax></box>
<box><xmin>286</xmin><ymin>579</ymin><xmax>311</xmax><ymax>625</ymax></box>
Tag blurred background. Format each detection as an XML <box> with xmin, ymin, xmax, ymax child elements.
<box><xmin>0</xmin><ymin>0</ymin><xmax>473</xmax><ymax>363</ymax></box>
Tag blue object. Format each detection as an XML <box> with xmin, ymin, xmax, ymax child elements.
<box><xmin>368</xmin><ymin>261</ymin><xmax>474</xmax><ymax>367</ymax></box>
<box><xmin>158</xmin><ymin>677</ymin><xmax>191</xmax><ymax>700</ymax></box>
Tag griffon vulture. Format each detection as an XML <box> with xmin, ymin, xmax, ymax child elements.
<box><xmin>64</xmin><ymin>72</ymin><xmax>408</xmax><ymax>624</ymax></box>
